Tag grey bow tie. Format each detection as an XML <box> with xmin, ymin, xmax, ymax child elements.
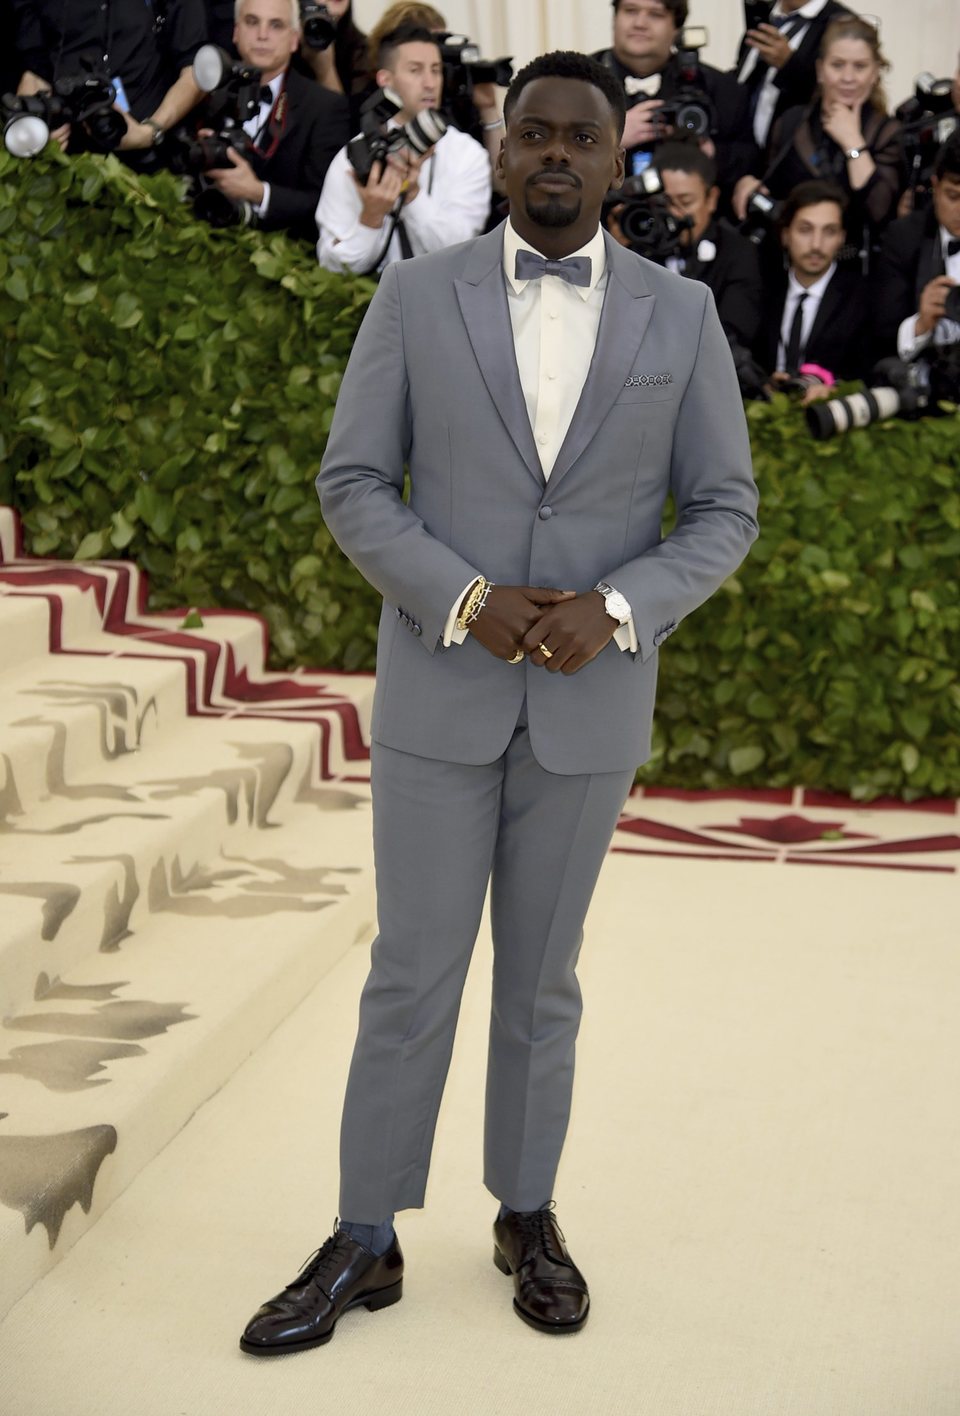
<box><xmin>514</xmin><ymin>250</ymin><xmax>592</xmax><ymax>287</ymax></box>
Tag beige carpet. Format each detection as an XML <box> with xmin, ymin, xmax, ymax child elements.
<box><xmin>2</xmin><ymin>840</ymin><xmax>958</xmax><ymax>1416</ymax></box>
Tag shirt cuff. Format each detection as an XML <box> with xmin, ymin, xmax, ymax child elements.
<box><xmin>614</xmin><ymin>616</ymin><xmax>638</xmax><ymax>654</ymax></box>
<box><xmin>442</xmin><ymin>577</ymin><xmax>481</xmax><ymax>647</ymax></box>
<box><xmin>254</xmin><ymin>182</ymin><xmax>271</xmax><ymax>218</ymax></box>
<box><xmin>898</xmin><ymin>314</ymin><xmax>932</xmax><ymax>361</ymax></box>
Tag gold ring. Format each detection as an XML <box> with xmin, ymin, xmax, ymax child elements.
<box><xmin>538</xmin><ymin>643</ymin><xmax>553</xmax><ymax>659</ymax></box>
<box><xmin>507</xmin><ymin>650</ymin><xmax>524</xmax><ymax>664</ymax></box>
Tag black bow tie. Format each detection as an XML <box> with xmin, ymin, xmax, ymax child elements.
<box><xmin>514</xmin><ymin>250</ymin><xmax>592</xmax><ymax>287</ymax></box>
<box><xmin>260</xmin><ymin>85</ymin><xmax>274</xmax><ymax>106</ymax></box>
<box><xmin>947</xmin><ymin>238</ymin><xmax>960</xmax><ymax>258</ymax></box>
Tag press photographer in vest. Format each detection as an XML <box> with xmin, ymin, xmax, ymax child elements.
<box><xmin>315</xmin><ymin>24</ymin><xmax>490</xmax><ymax>275</ymax></box>
<box><xmin>203</xmin><ymin>0</ymin><xmax>350</xmax><ymax>241</ymax></box>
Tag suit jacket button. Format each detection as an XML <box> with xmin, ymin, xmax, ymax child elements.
<box><xmin>413</xmin><ymin>625</ymin><xmax>421</xmax><ymax>636</ymax></box>
<box><xmin>538</xmin><ymin>505</ymin><xmax>553</xmax><ymax>520</ymax></box>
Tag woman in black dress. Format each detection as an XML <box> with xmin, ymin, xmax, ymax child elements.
<box><xmin>734</xmin><ymin>16</ymin><xmax>903</xmax><ymax>253</ymax></box>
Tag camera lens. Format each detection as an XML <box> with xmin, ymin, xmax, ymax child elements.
<box><xmin>403</xmin><ymin>109</ymin><xmax>447</xmax><ymax>155</ymax></box>
<box><xmin>3</xmin><ymin>113</ymin><xmax>50</xmax><ymax>158</ymax></box>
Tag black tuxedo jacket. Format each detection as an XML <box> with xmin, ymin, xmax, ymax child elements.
<box><xmin>248</xmin><ymin>67</ymin><xmax>351</xmax><ymax>241</ymax></box>
<box><xmin>732</xmin><ymin>0</ymin><xmax>854</xmax><ymax>136</ymax></box>
<box><xmin>872</xmin><ymin>208</ymin><xmax>947</xmax><ymax>357</ymax></box>
<box><xmin>756</xmin><ymin>262</ymin><xmax>872</xmax><ymax>380</ymax></box>
<box><xmin>680</xmin><ymin>220</ymin><xmax>764</xmax><ymax>349</ymax></box>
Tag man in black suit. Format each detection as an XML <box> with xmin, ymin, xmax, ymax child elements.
<box><xmin>655</xmin><ymin>141</ymin><xmax>763</xmax><ymax>351</ymax></box>
<box><xmin>593</xmin><ymin>0</ymin><xmax>754</xmax><ymax>201</ymax></box>
<box><xmin>873</xmin><ymin>134</ymin><xmax>960</xmax><ymax>361</ymax></box>
<box><xmin>204</xmin><ymin>0</ymin><xmax>351</xmax><ymax>241</ymax></box>
<box><xmin>733</xmin><ymin>0</ymin><xmax>853</xmax><ymax>155</ymax></box>
<box><xmin>755</xmin><ymin>179</ymin><xmax>870</xmax><ymax>383</ymax></box>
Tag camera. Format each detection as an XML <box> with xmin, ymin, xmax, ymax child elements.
<box><xmin>346</xmin><ymin>88</ymin><xmax>447</xmax><ymax>186</ymax></box>
<box><xmin>654</xmin><ymin>28</ymin><xmax>716</xmax><ymax>141</ymax></box>
<box><xmin>300</xmin><ymin>1</ymin><xmax>336</xmax><ymax>52</ymax></box>
<box><xmin>805</xmin><ymin>359</ymin><xmax>930</xmax><ymax>439</ymax></box>
<box><xmin>167</xmin><ymin>46</ymin><xmax>263</xmax><ymax>227</ymax></box>
<box><xmin>1</xmin><ymin>64</ymin><xmax>127</xmax><ymax>158</ymax></box>
<box><xmin>437</xmin><ymin>32</ymin><xmax>513</xmax><ymax>105</ymax></box>
<box><xmin>609</xmin><ymin>166</ymin><xmax>693</xmax><ymax>260</ymax></box>
<box><xmin>899</xmin><ymin>73</ymin><xmax>959</xmax><ymax>203</ymax></box>
<box><xmin>739</xmin><ymin>188</ymin><xmax>784</xmax><ymax>246</ymax></box>
<box><xmin>744</xmin><ymin>0</ymin><xmax>774</xmax><ymax>32</ymax></box>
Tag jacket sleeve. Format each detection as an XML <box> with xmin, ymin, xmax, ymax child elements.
<box><xmin>600</xmin><ymin>284</ymin><xmax>760</xmax><ymax>663</ymax></box>
<box><xmin>316</xmin><ymin>262</ymin><xmax>482</xmax><ymax>651</ymax></box>
<box><xmin>261</xmin><ymin>90</ymin><xmax>352</xmax><ymax>236</ymax></box>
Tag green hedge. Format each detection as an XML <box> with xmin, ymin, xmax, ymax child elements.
<box><xmin>2</xmin><ymin>149</ymin><xmax>959</xmax><ymax>798</ymax></box>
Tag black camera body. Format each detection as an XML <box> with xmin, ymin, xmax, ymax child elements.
<box><xmin>167</xmin><ymin>49</ymin><xmax>264</xmax><ymax>228</ymax></box>
<box><xmin>300</xmin><ymin>1</ymin><xmax>336</xmax><ymax>52</ymax></box>
<box><xmin>655</xmin><ymin>31</ymin><xmax>716</xmax><ymax>141</ymax></box>
<box><xmin>744</xmin><ymin>0</ymin><xmax>774</xmax><ymax>32</ymax></box>
<box><xmin>437</xmin><ymin>32</ymin><xmax>513</xmax><ymax>110</ymax></box>
<box><xmin>609</xmin><ymin>166</ymin><xmax>693</xmax><ymax>261</ymax></box>
<box><xmin>346</xmin><ymin>87</ymin><xmax>447</xmax><ymax>186</ymax></box>
<box><xmin>1</xmin><ymin>63</ymin><xmax>127</xmax><ymax>158</ymax></box>
<box><xmin>899</xmin><ymin>73</ymin><xmax>959</xmax><ymax>203</ymax></box>
<box><xmin>740</xmin><ymin>188</ymin><xmax>784</xmax><ymax>246</ymax></box>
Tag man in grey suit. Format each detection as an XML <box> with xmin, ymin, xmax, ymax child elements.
<box><xmin>240</xmin><ymin>50</ymin><xmax>759</xmax><ymax>1356</ymax></box>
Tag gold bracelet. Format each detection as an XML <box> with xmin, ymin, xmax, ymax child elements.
<box><xmin>456</xmin><ymin>577</ymin><xmax>487</xmax><ymax>631</ymax></box>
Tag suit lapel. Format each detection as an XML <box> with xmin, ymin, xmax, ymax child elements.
<box><xmin>806</xmin><ymin>267</ymin><xmax>843</xmax><ymax>351</ymax></box>
<box><xmin>454</xmin><ymin>227</ymin><xmax>545</xmax><ymax>488</ymax></box>
<box><xmin>546</xmin><ymin>234</ymin><xmax>655</xmax><ymax>491</ymax></box>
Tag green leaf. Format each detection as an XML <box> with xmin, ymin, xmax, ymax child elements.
<box><xmin>729</xmin><ymin>746</ymin><xmax>766</xmax><ymax>776</ymax></box>
<box><xmin>63</xmin><ymin>282</ymin><xmax>98</xmax><ymax>306</ymax></box>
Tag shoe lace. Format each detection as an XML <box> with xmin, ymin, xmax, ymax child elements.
<box><xmin>510</xmin><ymin>1201</ymin><xmax>566</xmax><ymax>1260</ymax></box>
<box><xmin>286</xmin><ymin>1226</ymin><xmax>350</xmax><ymax>1289</ymax></box>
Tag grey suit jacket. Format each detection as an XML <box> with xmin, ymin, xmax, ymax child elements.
<box><xmin>317</xmin><ymin>223</ymin><xmax>759</xmax><ymax>775</ymax></box>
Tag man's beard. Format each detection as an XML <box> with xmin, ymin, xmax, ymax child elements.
<box><xmin>524</xmin><ymin>193</ymin><xmax>583</xmax><ymax>229</ymax></box>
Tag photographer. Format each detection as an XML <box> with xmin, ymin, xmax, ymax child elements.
<box><xmin>733</xmin><ymin>17</ymin><xmax>904</xmax><ymax>257</ymax></box>
<box><xmin>592</xmin><ymin>0</ymin><xmax>754</xmax><ymax>200</ymax></box>
<box><xmin>733</xmin><ymin>0</ymin><xmax>853</xmax><ymax>153</ymax></box>
<box><xmin>874</xmin><ymin>133</ymin><xmax>960</xmax><ymax>361</ymax></box>
<box><xmin>315</xmin><ymin>24</ymin><xmax>490</xmax><ymax>276</ymax></box>
<box><xmin>203</xmin><ymin>0</ymin><xmax>350</xmax><ymax>241</ymax></box>
<box><xmin>11</xmin><ymin>0</ymin><xmax>207</xmax><ymax>156</ymax></box>
<box><xmin>296</xmin><ymin>0</ymin><xmax>370</xmax><ymax>127</ymax></box>
<box><xmin>613</xmin><ymin>142</ymin><xmax>763</xmax><ymax>350</ymax></box>
<box><xmin>363</xmin><ymin>4</ymin><xmax>507</xmax><ymax>178</ymax></box>
<box><xmin>755</xmin><ymin>179</ymin><xmax>871</xmax><ymax>386</ymax></box>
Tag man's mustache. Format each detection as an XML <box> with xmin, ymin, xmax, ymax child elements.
<box><xmin>528</xmin><ymin>170</ymin><xmax>581</xmax><ymax>189</ymax></box>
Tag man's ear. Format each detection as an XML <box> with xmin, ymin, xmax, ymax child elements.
<box><xmin>494</xmin><ymin>136</ymin><xmax>506</xmax><ymax>184</ymax></box>
<box><xmin>707</xmin><ymin>183</ymin><xmax>720</xmax><ymax>217</ymax></box>
<box><xmin>612</xmin><ymin>144</ymin><xmax>626</xmax><ymax>191</ymax></box>
<box><xmin>376</xmin><ymin>67</ymin><xmax>392</xmax><ymax>91</ymax></box>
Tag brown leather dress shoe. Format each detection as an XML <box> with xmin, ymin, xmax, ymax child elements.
<box><xmin>492</xmin><ymin>1205</ymin><xmax>589</xmax><ymax>1333</ymax></box>
<box><xmin>240</xmin><ymin>1229</ymin><xmax>403</xmax><ymax>1355</ymax></box>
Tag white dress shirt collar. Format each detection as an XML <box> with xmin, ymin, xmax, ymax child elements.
<box><xmin>771</xmin><ymin>0</ymin><xmax>829</xmax><ymax>20</ymax></box>
<box><xmin>503</xmin><ymin>219</ymin><xmax>607</xmax><ymax>302</ymax></box>
<box><xmin>787</xmin><ymin>261</ymin><xmax>836</xmax><ymax>304</ymax></box>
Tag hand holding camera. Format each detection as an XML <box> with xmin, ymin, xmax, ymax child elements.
<box><xmin>621</xmin><ymin>99</ymin><xmax>666</xmax><ymax>151</ymax></box>
<box><xmin>917</xmin><ymin>275</ymin><xmax>960</xmax><ymax>336</ymax></box>
<box><xmin>745</xmin><ymin>24</ymin><xmax>792</xmax><ymax>72</ymax></box>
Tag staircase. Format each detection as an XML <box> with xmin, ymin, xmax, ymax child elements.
<box><xmin>0</xmin><ymin>507</ymin><xmax>376</xmax><ymax>1319</ymax></box>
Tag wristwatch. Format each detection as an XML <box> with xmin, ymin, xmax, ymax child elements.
<box><xmin>594</xmin><ymin>580</ymin><xmax>632</xmax><ymax>625</ymax></box>
<box><xmin>143</xmin><ymin>118</ymin><xmax>165</xmax><ymax>147</ymax></box>
<box><xmin>844</xmin><ymin>147</ymin><xmax>863</xmax><ymax>160</ymax></box>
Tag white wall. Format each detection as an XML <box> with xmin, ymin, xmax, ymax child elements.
<box><xmin>351</xmin><ymin>0</ymin><xmax>960</xmax><ymax>113</ymax></box>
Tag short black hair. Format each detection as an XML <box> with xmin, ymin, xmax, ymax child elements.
<box><xmin>503</xmin><ymin>50</ymin><xmax>627</xmax><ymax>142</ymax></box>
<box><xmin>934</xmin><ymin>131</ymin><xmax>960</xmax><ymax>182</ymax></box>
<box><xmin>612</xmin><ymin>0</ymin><xmax>688</xmax><ymax>26</ymax></box>
<box><xmin>376</xmin><ymin>23</ymin><xmax>440</xmax><ymax>70</ymax></box>
<box><xmin>655</xmin><ymin>140</ymin><xmax>716</xmax><ymax>189</ymax></box>
<box><xmin>780</xmin><ymin>179</ymin><xmax>849</xmax><ymax>229</ymax></box>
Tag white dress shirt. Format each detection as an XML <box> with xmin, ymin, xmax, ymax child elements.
<box><xmin>738</xmin><ymin>0</ymin><xmax>830</xmax><ymax>149</ymax></box>
<box><xmin>897</xmin><ymin>227</ymin><xmax>960</xmax><ymax>360</ymax></box>
<box><xmin>242</xmin><ymin>70</ymin><xmax>285</xmax><ymax>220</ymax></box>
<box><xmin>777</xmin><ymin>262</ymin><xmax>836</xmax><ymax>372</ymax></box>
<box><xmin>443</xmin><ymin>220</ymin><xmax>637</xmax><ymax>653</ymax></box>
<box><xmin>315</xmin><ymin>125</ymin><xmax>491</xmax><ymax>275</ymax></box>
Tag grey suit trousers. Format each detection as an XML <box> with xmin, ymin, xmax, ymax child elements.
<box><xmin>338</xmin><ymin>708</ymin><xmax>635</xmax><ymax>1221</ymax></box>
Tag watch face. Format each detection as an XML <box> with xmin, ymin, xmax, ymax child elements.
<box><xmin>605</xmin><ymin>592</ymin><xmax>631</xmax><ymax>624</ymax></box>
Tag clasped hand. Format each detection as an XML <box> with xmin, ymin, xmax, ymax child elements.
<box><xmin>468</xmin><ymin>585</ymin><xmax>618</xmax><ymax>675</ymax></box>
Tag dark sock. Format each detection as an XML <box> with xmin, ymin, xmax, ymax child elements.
<box><xmin>498</xmin><ymin>1201</ymin><xmax>549</xmax><ymax>1220</ymax></box>
<box><xmin>339</xmin><ymin>1217</ymin><xmax>395</xmax><ymax>1255</ymax></box>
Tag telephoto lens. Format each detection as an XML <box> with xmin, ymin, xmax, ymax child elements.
<box><xmin>805</xmin><ymin>385</ymin><xmax>928</xmax><ymax>439</ymax></box>
<box><xmin>402</xmin><ymin>108</ymin><xmax>447</xmax><ymax>156</ymax></box>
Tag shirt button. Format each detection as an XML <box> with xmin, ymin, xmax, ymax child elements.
<box><xmin>538</xmin><ymin>505</ymin><xmax>553</xmax><ymax>519</ymax></box>
<box><xmin>546</xmin><ymin>371</ymin><xmax>557</xmax><ymax>380</ymax></box>
<box><xmin>536</xmin><ymin>433</ymin><xmax>548</xmax><ymax>446</ymax></box>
